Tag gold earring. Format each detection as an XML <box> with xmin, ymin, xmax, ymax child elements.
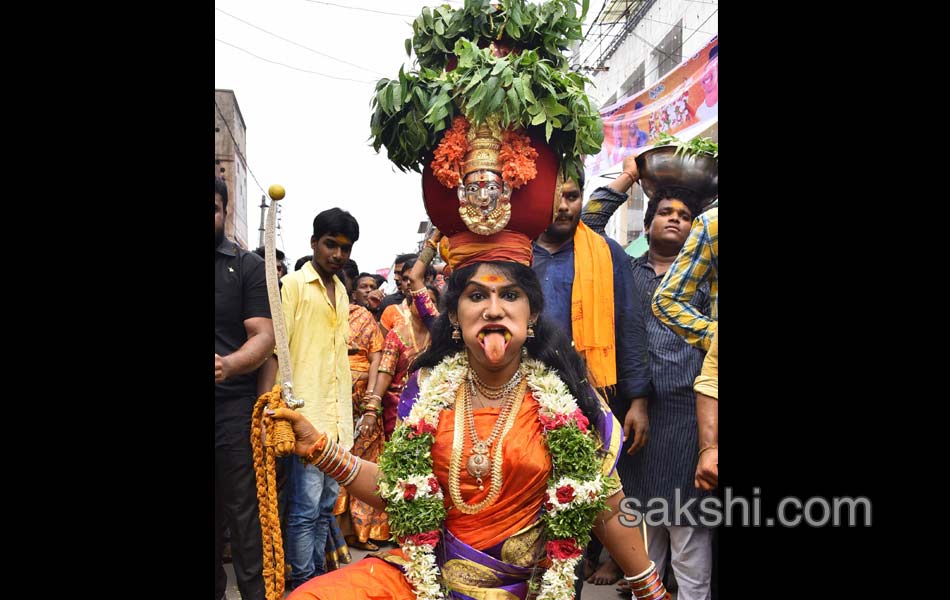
<box><xmin>527</xmin><ymin>322</ymin><xmax>536</xmax><ymax>338</ymax></box>
<box><xmin>452</xmin><ymin>323</ymin><xmax>461</xmax><ymax>341</ymax></box>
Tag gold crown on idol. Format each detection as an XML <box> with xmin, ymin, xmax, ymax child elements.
<box><xmin>461</xmin><ymin>117</ymin><xmax>503</xmax><ymax>176</ymax></box>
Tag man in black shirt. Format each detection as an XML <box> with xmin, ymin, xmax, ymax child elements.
<box><xmin>215</xmin><ymin>176</ymin><xmax>275</xmax><ymax>600</ymax></box>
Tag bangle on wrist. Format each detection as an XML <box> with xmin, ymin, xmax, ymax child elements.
<box><xmin>305</xmin><ymin>432</ymin><xmax>330</xmax><ymax>463</ymax></box>
<box><xmin>418</xmin><ymin>245</ymin><xmax>436</xmax><ymax>265</ymax></box>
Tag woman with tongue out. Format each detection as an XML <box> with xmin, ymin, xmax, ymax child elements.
<box><xmin>270</xmin><ymin>248</ymin><xmax>669</xmax><ymax>600</ymax></box>
<box><xmin>267</xmin><ymin>13</ymin><xmax>666</xmax><ymax>592</ymax></box>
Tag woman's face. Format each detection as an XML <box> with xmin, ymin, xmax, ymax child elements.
<box><xmin>452</xmin><ymin>264</ymin><xmax>536</xmax><ymax>368</ymax></box>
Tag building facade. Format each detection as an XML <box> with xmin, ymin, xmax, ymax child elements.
<box><xmin>215</xmin><ymin>89</ymin><xmax>250</xmax><ymax>249</ymax></box>
<box><xmin>575</xmin><ymin>0</ymin><xmax>719</xmax><ymax>245</ymax></box>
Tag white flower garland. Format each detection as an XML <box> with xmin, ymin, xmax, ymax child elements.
<box><xmin>385</xmin><ymin>352</ymin><xmax>605</xmax><ymax>600</ymax></box>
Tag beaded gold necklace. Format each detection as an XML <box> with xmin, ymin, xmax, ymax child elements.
<box><xmin>448</xmin><ymin>377</ymin><xmax>526</xmax><ymax>514</ymax></box>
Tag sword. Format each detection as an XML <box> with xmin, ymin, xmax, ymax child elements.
<box><xmin>264</xmin><ymin>184</ymin><xmax>303</xmax><ymax>409</ymax></box>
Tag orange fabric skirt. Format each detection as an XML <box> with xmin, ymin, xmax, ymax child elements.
<box><xmin>287</xmin><ymin>556</ymin><xmax>414</xmax><ymax>600</ymax></box>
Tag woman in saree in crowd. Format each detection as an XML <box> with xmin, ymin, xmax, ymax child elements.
<box><xmin>270</xmin><ymin>246</ymin><xmax>670</xmax><ymax>600</ymax></box>
<box><xmin>363</xmin><ymin>257</ymin><xmax>441</xmax><ymax>442</ymax></box>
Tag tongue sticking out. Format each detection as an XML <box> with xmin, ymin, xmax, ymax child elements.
<box><xmin>479</xmin><ymin>331</ymin><xmax>511</xmax><ymax>364</ymax></box>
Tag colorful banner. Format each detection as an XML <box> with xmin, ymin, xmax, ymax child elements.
<box><xmin>586</xmin><ymin>36</ymin><xmax>718</xmax><ymax>176</ymax></box>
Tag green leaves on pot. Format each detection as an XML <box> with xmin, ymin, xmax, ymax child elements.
<box><xmin>371</xmin><ymin>1</ymin><xmax>602</xmax><ymax>180</ymax></box>
<box><xmin>654</xmin><ymin>132</ymin><xmax>719</xmax><ymax>159</ymax></box>
<box><xmin>411</xmin><ymin>0</ymin><xmax>588</xmax><ymax>71</ymax></box>
<box><xmin>370</xmin><ymin>68</ymin><xmax>457</xmax><ymax>172</ymax></box>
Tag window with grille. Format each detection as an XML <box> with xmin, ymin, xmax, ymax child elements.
<box><xmin>622</xmin><ymin>63</ymin><xmax>645</xmax><ymax>97</ymax></box>
<box><xmin>654</xmin><ymin>21</ymin><xmax>683</xmax><ymax>79</ymax></box>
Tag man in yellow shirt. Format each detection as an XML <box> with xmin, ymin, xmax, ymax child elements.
<box><xmin>259</xmin><ymin>207</ymin><xmax>360</xmax><ymax>590</ymax></box>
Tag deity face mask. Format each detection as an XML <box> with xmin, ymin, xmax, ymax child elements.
<box><xmin>457</xmin><ymin>169</ymin><xmax>512</xmax><ymax>235</ymax></box>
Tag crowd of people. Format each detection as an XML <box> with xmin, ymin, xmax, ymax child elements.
<box><xmin>215</xmin><ymin>152</ymin><xmax>718</xmax><ymax>600</ymax></box>
<box><xmin>214</xmin><ymin>3</ymin><xmax>717</xmax><ymax>599</ymax></box>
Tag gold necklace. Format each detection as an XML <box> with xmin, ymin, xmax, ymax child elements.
<box><xmin>465</xmin><ymin>383</ymin><xmax>517</xmax><ymax>485</ymax></box>
<box><xmin>448</xmin><ymin>378</ymin><xmax>526</xmax><ymax>514</ymax></box>
<box><xmin>469</xmin><ymin>367</ymin><xmax>523</xmax><ymax>401</ymax></box>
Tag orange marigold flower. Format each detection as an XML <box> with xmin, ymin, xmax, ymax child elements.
<box><xmin>499</xmin><ymin>129</ymin><xmax>538</xmax><ymax>189</ymax></box>
<box><xmin>431</xmin><ymin>116</ymin><xmax>470</xmax><ymax>189</ymax></box>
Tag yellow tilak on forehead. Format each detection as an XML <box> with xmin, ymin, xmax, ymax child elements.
<box><xmin>475</xmin><ymin>274</ymin><xmax>506</xmax><ymax>284</ymax></box>
<box><xmin>333</xmin><ymin>235</ymin><xmax>352</xmax><ymax>245</ymax></box>
<box><xmin>666</xmin><ymin>199</ymin><xmax>688</xmax><ymax>211</ymax></box>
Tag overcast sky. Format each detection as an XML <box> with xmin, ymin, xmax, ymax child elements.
<box><xmin>214</xmin><ymin>0</ymin><xmax>607</xmax><ymax>277</ymax></box>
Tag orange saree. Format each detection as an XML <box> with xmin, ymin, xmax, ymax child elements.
<box><xmin>288</xmin><ymin>392</ymin><xmax>551</xmax><ymax>599</ymax></box>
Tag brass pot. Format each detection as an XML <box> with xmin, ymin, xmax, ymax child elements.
<box><xmin>635</xmin><ymin>145</ymin><xmax>718</xmax><ymax>208</ymax></box>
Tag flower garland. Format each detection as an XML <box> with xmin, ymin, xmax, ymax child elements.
<box><xmin>499</xmin><ymin>128</ymin><xmax>539</xmax><ymax>189</ymax></box>
<box><xmin>431</xmin><ymin>116</ymin><xmax>469</xmax><ymax>189</ymax></box>
<box><xmin>376</xmin><ymin>352</ymin><xmax>610</xmax><ymax>600</ymax></box>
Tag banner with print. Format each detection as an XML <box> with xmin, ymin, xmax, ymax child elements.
<box><xmin>586</xmin><ymin>36</ymin><xmax>718</xmax><ymax>176</ymax></box>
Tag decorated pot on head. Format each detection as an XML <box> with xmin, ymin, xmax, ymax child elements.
<box><xmin>369</xmin><ymin>0</ymin><xmax>604</xmax><ymax>272</ymax></box>
<box><xmin>422</xmin><ymin>111</ymin><xmax>564</xmax><ymax>273</ymax></box>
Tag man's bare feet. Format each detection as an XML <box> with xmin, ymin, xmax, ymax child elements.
<box><xmin>588</xmin><ymin>556</ymin><xmax>623</xmax><ymax>585</ymax></box>
<box><xmin>584</xmin><ymin>557</ymin><xmax>596</xmax><ymax>579</ymax></box>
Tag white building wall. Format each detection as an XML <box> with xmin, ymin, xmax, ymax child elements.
<box><xmin>577</xmin><ymin>0</ymin><xmax>718</xmax><ymax>245</ymax></box>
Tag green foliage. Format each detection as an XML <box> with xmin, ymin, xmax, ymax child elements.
<box><xmin>654</xmin><ymin>132</ymin><xmax>718</xmax><ymax>159</ymax></box>
<box><xmin>540</xmin><ymin>422</ymin><xmax>611</xmax><ymax>548</ymax></box>
<box><xmin>540</xmin><ymin>491</ymin><xmax>608</xmax><ymax>547</ymax></box>
<box><xmin>545</xmin><ymin>425</ymin><xmax>600</xmax><ymax>480</ymax></box>
<box><xmin>410</xmin><ymin>0</ymin><xmax>588</xmax><ymax>71</ymax></box>
<box><xmin>386</xmin><ymin>496</ymin><xmax>447</xmax><ymax>539</ymax></box>
<box><xmin>370</xmin><ymin>10</ymin><xmax>603</xmax><ymax>180</ymax></box>
<box><xmin>378</xmin><ymin>425</ymin><xmax>435</xmax><ymax>480</ymax></box>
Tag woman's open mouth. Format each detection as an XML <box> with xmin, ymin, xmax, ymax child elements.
<box><xmin>477</xmin><ymin>325</ymin><xmax>511</xmax><ymax>363</ymax></box>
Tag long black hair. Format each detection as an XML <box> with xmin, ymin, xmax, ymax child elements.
<box><xmin>412</xmin><ymin>261</ymin><xmax>601</xmax><ymax>422</ymax></box>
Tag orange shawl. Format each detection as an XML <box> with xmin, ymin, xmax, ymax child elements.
<box><xmin>570</xmin><ymin>221</ymin><xmax>617</xmax><ymax>388</ymax></box>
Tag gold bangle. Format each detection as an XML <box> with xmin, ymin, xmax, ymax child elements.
<box><xmin>418</xmin><ymin>245</ymin><xmax>436</xmax><ymax>265</ymax></box>
<box><xmin>698</xmin><ymin>444</ymin><xmax>718</xmax><ymax>457</ymax></box>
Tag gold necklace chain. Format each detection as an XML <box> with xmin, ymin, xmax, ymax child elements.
<box><xmin>448</xmin><ymin>378</ymin><xmax>527</xmax><ymax>514</ymax></box>
<box><xmin>469</xmin><ymin>367</ymin><xmax>523</xmax><ymax>401</ymax></box>
<box><xmin>465</xmin><ymin>381</ymin><xmax>518</xmax><ymax>487</ymax></box>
